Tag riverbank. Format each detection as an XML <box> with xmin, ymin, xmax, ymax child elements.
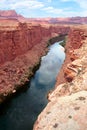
<box><xmin>0</xmin><ymin>40</ymin><xmax>66</xmax><ymax>130</ymax></box>
<box><xmin>0</xmin><ymin>21</ymin><xmax>70</xmax><ymax>103</ymax></box>
<box><xmin>0</xmin><ymin>39</ymin><xmax>46</xmax><ymax>103</ymax></box>
<box><xmin>0</xmin><ymin>33</ymin><xmax>68</xmax><ymax>104</ymax></box>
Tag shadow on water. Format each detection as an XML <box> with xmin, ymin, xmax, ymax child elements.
<box><xmin>0</xmin><ymin>41</ymin><xmax>65</xmax><ymax>130</ymax></box>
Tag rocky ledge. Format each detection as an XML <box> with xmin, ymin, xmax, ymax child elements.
<box><xmin>33</xmin><ymin>26</ymin><xmax>87</xmax><ymax>130</ymax></box>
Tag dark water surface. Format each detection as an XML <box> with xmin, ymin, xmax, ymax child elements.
<box><xmin>0</xmin><ymin>41</ymin><xmax>65</xmax><ymax>130</ymax></box>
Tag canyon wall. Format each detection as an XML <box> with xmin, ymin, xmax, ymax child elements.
<box><xmin>0</xmin><ymin>21</ymin><xmax>69</xmax><ymax>65</ymax></box>
<box><xmin>55</xmin><ymin>27</ymin><xmax>86</xmax><ymax>86</ymax></box>
<box><xmin>0</xmin><ymin>20</ymin><xmax>70</xmax><ymax>103</ymax></box>
<box><xmin>33</xmin><ymin>26</ymin><xmax>87</xmax><ymax>130</ymax></box>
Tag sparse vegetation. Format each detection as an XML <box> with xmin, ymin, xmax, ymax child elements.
<box><xmin>59</xmin><ymin>36</ymin><xmax>67</xmax><ymax>47</ymax></box>
<box><xmin>47</xmin><ymin>34</ymin><xmax>67</xmax><ymax>47</ymax></box>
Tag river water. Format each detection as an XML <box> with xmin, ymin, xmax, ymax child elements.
<box><xmin>0</xmin><ymin>41</ymin><xmax>65</xmax><ymax>130</ymax></box>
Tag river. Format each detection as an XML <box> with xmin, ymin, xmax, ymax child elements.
<box><xmin>0</xmin><ymin>41</ymin><xmax>65</xmax><ymax>130</ymax></box>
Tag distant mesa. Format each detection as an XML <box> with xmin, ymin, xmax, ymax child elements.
<box><xmin>0</xmin><ymin>10</ymin><xmax>18</xmax><ymax>17</ymax></box>
<box><xmin>0</xmin><ymin>10</ymin><xmax>25</xmax><ymax>22</ymax></box>
<box><xmin>0</xmin><ymin>10</ymin><xmax>87</xmax><ymax>24</ymax></box>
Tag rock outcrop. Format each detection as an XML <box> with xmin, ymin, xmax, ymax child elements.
<box><xmin>0</xmin><ymin>19</ymin><xmax>70</xmax><ymax>103</ymax></box>
<box><xmin>33</xmin><ymin>26</ymin><xmax>87</xmax><ymax>130</ymax></box>
<box><xmin>56</xmin><ymin>27</ymin><xmax>86</xmax><ymax>85</ymax></box>
<box><xmin>34</xmin><ymin>91</ymin><xmax>87</xmax><ymax>130</ymax></box>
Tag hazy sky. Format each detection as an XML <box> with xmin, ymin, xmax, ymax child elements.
<box><xmin>0</xmin><ymin>0</ymin><xmax>87</xmax><ymax>18</ymax></box>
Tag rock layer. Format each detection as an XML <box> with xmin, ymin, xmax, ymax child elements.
<box><xmin>55</xmin><ymin>27</ymin><xmax>87</xmax><ymax>85</ymax></box>
<box><xmin>0</xmin><ymin>21</ymin><xmax>69</xmax><ymax>65</ymax></box>
<box><xmin>0</xmin><ymin>20</ymin><xmax>69</xmax><ymax>103</ymax></box>
<box><xmin>33</xmin><ymin>26</ymin><xmax>87</xmax><ymax>130</ymax></box>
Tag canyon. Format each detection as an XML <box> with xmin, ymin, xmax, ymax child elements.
<box><xmin>0</xmin><ymin>10</ymin><xmax>87</xmax><ymax>130</ymax></box>
<box><xmin>0</xmin><ymin>17</ymin><xmax>69</xmax><ymax>103</ymax></box>
<box><xmin>33</xmin><ymin>26</ymin><xmax>87</xmax><ymax>130</ymax></box>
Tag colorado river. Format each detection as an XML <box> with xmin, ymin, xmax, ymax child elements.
<box><xmin>0</xmin><ymin>41</ymin><xmax>65</xmax><ymax>130</ymax></box>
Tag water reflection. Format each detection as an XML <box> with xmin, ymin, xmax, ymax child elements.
<box><xmin>32</xmin><ymin>42</ymin><xmax>65</xmax><ymax>87</ymax></box>
<box><xmin>0</xmin><ymin>41</ymin><xmax>65</xmax><ymax>130</ymax></box>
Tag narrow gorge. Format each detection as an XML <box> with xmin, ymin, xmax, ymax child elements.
<box><xmin>0</xmin><ymin>21</ymin><xmax>69</xmax><ymax>103</ymax></box>
<box><xmin>34</xmin><ymin>27</ymin><xmax>87</xmax><ymax>130</ymax></box>
<box><xmin>0</xmin><ymin>18</ymin><xmax>87</xmax><ymax>130</ymax></box>
<box><xmin>0</xmin><ymin>40</ymin><xmax>65</xmax><ymax>130</ymax></box>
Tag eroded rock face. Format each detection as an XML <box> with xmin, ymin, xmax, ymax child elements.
<box><xmin>0</xmin><ymin>20</ymin><xmax>70</xmax><ymax>103</ymax></box>
<box><xmin>0</xmin><ymin>21</ymin><xmax>69</xmax><ymax>65</ymax></box>
<box><xmin>33</xmin><ymin>26</ymin><xmax>87</xmax><ymax>130</ymax></box>
<box><xmin>55</xmin><ymin>27</ymin><xmax>87</xmax><ymax>85</ymax></box>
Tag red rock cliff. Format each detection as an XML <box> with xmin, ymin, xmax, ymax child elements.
<box><xmin>55</xmin><ymin>27</ymin><xmax>87</xmax><ymax>86</ymax></box>
<box><xmin>0</xmin><ymin>20</ymin><xmax>70</xmax><ymax>103</ymax></box>
<box><xmin>0</xmin><ymin>21</ymin><xmax>69</xmax><ymax>65</ymax></box>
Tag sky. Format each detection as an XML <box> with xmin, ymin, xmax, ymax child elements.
<box><xmin>0</xmin><ymin>0</ymin><xmax>87</xmax><ymax>18</ymax></box>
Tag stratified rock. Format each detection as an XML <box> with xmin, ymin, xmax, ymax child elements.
<box><xmin>55</xmin><ymin>27</ymin><xmax>86</xmax><ymax>86</ymax></box>
<box><xmin>0</xmin><ymin>21</ymin><xmax>69</xmax><ymax>65</ymax></box>
<box><xmin>0</xmin><ymin>19</ymin><xmax>70</xmax><ymax>103</ymax></box>
<box><xmin>64</xmin><ymin>66</ymin><xmax>77</xmax><ymax>82</ymax></box>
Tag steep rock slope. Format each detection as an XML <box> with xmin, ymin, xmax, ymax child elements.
<box><xmin>0</xmin><ymin>20</ymin><xmax>70</xmax><ymax>103</ymax></box>
<box><xmin>0</xmin><ymin>21</ymin><xmax>69</xmax><ymax>65</ymax></box>
<box><xmin>33</xmin><ymin>26</ymin><xmax>87</xmax><ymax>130</ymax></box>
<box><xmin>55</xmin><ymin>27</ymin><xmax>86</xmax><ymax>86</ymax></box>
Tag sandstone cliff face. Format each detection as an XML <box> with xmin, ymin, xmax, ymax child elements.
<box><xmin>0</xmin><ymin>22</ymin><xmax>69</xmax><ymax>65</ymax></box>
<box><xmin>0</xmin><ymin>20</ymin><xmax>70</xmax><ymax>103</ymax></box>
<box><xmin>55</xmin><ymin>27</ymin><xmax>86</xmax><ymax>85</ymax></box>
<box><xmin>33</xmin><ymin>26</ymin><xmax>87</xmax><ymax>130</ymax></box>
